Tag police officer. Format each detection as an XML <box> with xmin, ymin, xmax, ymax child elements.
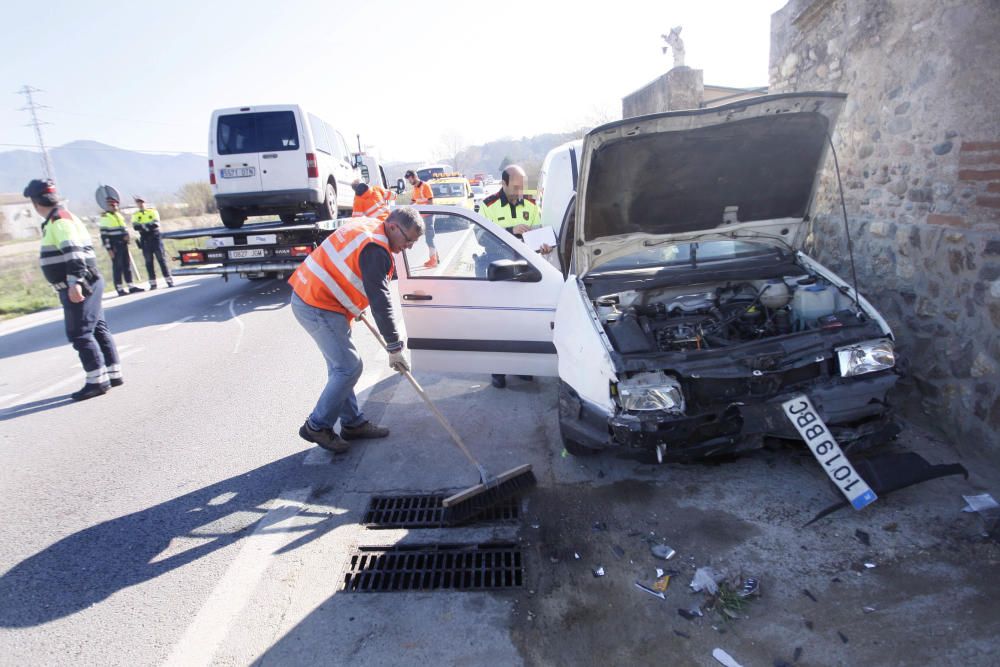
<box><xmin>478</xmin><ymin>165</ymin><xmax>553</xmax><ymax>388</ymax></box>
<box><xmin>131</xmin><ymin>195</ymin><xmax>174</xmax><ymax>289</ymax></box>
<box><xmin>99</xmin><ymin>195</ymin><xmax>144</xmax><ymax>296</ymax></box>
<box><xmin>24</xmin><ymin>179</ymin><xmax>123</xmax><ymax>401</ymax></box>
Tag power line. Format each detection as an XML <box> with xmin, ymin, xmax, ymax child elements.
<box><xmin>0</xmin><ymin>142</ymin><xmax>206</xmax><ymax>156</ymax></box>
<box><xmin>16</xmin><ymin>85</ymin><xmax>56</xmax><ymax>182</ymax></box>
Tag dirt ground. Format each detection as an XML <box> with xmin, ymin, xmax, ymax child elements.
<box><xmin>509</xmin><ymin>427</ymin><xmax>1000</xmax><ymax>667</ymax></box>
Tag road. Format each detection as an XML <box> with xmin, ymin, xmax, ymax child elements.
<box><xmin>1</xmin><ymin>253</ymin><xmax>999</xmax><ymax>665</ymax></box>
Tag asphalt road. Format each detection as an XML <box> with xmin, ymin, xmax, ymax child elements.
<box><xmin>1</xmin><ymin>247</ymin><xmax>999</xmax><ymax>666</ymax></box>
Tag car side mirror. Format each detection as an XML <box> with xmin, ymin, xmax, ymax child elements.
<box><xmin>487</xmin><ymin>259</ymin><xmax>541</xmax><ymax>282</ymax></box>
<box><xmin>396</xmin><ymin>179</ymin><xmax>405</xmax><ymax>193</ymax></box>
<box><xmin>468</xmin><ymin>192</ymin><xmax>474</xmax><ymax>198</ymax></box>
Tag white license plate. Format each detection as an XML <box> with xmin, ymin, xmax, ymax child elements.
<box><xmin>781</xmin><ymin>394</ymin><xmax>878</xmax><ymax>510</ymax></box>
<box><xmin>229</xmin><ymin>248</ymin><xmax>266</xmax><ymax>259</ymax></box>
<box><xmin>220</xmin><ymin>167</ymin><xmax>255</xmax><ymax>178</ymax></box>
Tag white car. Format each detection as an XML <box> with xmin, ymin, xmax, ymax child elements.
<box><xmin>396</xmin><ymin>93</ymin><xmax>900</xmax><ymax>463</ymax></box>
<box><xmin>209</xmin><ymin>104</ymin><xmax>359</xmax><ymax>229</ymax></box>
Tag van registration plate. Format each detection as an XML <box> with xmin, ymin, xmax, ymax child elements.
<box><xmin>781</xmin><ymin>394</ymin><xmax>878</xmax><ymax>510</ymax></box>
<box><xmin>220</xmin><ymin>167</ymin><xmax>255</xmax><ymax>178</ymax></box>
<box><xmin>229</xmin><ymin>248</ymin><xmax>266</xmax><ymax>259</ymax></box>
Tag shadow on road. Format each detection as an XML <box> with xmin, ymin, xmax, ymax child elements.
<box><xmin>0</xmin><ymin>451</ymin><xmax>347</xmax><ymax>628</ymax></box>
<box><xmin>0</xmin><ymin>394</ymin><xmax>74</xmax><ymax>422</ymax></box>
<box><xmin>0</xmin><ymin>278</ymin><xmax>292</xmax><ymax>361</ymax></box>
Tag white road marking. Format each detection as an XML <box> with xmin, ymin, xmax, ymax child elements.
<box><xmin>15</xmin><ymin>346</ymin><xmax>144</xmax><ymax>405</ymax></box>
<box><xmin>228</xmin><ymin>297</ymin><xmax>245</xmax><ymax>354</ymax></box>
<box><xmin>214</xmin><ymin>298</ymin><xmax>231</xmax><ymax>306</ymax></box>
<box><xmin>157</xmin><ymin>315</ymin><xmax>195</xmax><ymax>332</ymax></box>
<box><xmin>162</xmin><ymin>487</ymin><xmax>314</xmax><ymax>667</ymax></box>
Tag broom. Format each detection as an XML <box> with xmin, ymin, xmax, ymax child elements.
<box><xmin>358</xmin><ymin>313</ymin><xmax>536</xmax><ymax>524</ymax></box>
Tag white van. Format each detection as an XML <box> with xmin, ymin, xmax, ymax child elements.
<box><xmin>537</xmin><ymin>139</ymin><xmax>582</xmax><ymax>233</ymax></box>
<box><xmin>209</xmin><ymin>105</ymin><xmax>359</xmax><ymax>229</ymax></box>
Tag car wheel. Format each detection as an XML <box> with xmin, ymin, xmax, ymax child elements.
<box><xmin>560</xmin><ymin>426</ymin><xmax>601</xmax><ymax>457</ymax></box>
<box><xmin>316</xmin><ymin>182</ymin><xmax>336</xmax><ymax>221</ymax></box>
<box><xmin>279</xmin><ymin>213</ymin><xmax>297</xmax><ymax>225</ymax></box>
<box><xmin>220</xmin><ymin>208</ymin><xmax>245</xmax><ymax>229</ymax></box>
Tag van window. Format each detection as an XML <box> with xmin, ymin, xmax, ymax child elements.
<box><xmin>217</xmin><ymin>111</ymin><xmax>299</xmax><ymax>155</ymax></box>
<box><xmin>308</xmin><ymin>113</ymin><xmax>332</xmax><ymax>155</ymax></box>
<box><xmin>333</xmin><ymin>131</ymin><xmax>351</xmax><ymax>163</ymax></box>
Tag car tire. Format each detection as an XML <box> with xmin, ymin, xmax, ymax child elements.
<box><xmin>279</xmin><ymin>213</ymin><xmax>297</xmax><ymax>225</ymax></box>
<box><xmin>220</xmin><ymin>208</ymin><xmax>246</xmax><ymax>229</ymax></box>
<box><xmin>560</xmin><ymin>426</ymin><xmax>601</xmax><ymax>457</ymax></box>
<box><xmin>316</xmin><ymin>182</ymin><xmax>336</xmax><ymax>221</ymax></box>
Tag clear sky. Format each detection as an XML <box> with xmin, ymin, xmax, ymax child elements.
<box><xmin>0</xmin><ymin>0</ymin><xmax>787</xmax><ymax>162</ymax></box>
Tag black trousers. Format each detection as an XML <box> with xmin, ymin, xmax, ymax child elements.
<box><xmin>108</xmin><ymin>239</ymin><xmax>133</xmax><ymax>288</ymax></box>
<box><xmin>59</xmin><ymin>275</ymin><xmax>120</xmax><ymax>384</ymax></box>
<box><xmin>141</xmin><ymin>233</ymin><xmax>171</xmax><ymax>282</ymax></box>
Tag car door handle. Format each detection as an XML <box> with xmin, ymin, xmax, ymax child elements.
<box><xmin>262</xmin><ymin>154</ymin><xmax>277</xmax><ymax>159</ymax></box>
<box><xmin>403</xmin><ymin>293</ymin><xmax>433</xmax><ymax>301</ymax></box>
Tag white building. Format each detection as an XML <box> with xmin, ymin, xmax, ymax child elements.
<box><xmin>0</xmin><ymin>193</ymin><xmax>43</xmax><ymax>241</ymax></box>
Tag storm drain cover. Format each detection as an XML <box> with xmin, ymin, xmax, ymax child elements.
<box><xmin>362</xmin><ymin>493</ymin><xmax>519</xmax><ymax>528</ymax></box>
<box><xmin>343</xmin><ymin>543</ymin><xmax>524</xmax><ymax>592</ymax></box>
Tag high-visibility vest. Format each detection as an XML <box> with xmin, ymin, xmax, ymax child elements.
<box><xmin>289</xmin><ymin>218</ymin><xmax>394</xmax><ymax>317</ymax></box>
<box><xmin>99</xmin><ymin>211</ymin><xmax>129</xmax><ymax>247</ymax></box>
<box><xmin>131</xmin><ymin>207</ymin><xmax>161</xmax><ymax>233</ymax></box>
<box><xmin>411</xmin><ymin>181</ymin><xmax>433</xmax><ymax>205</ymax></box>
<box><xmin>39</xmin><ymin>207</ymin><xmax>99</xmax><ymax>287</ymax></box>
<box><xmin>479</xmin><ymin>191</ymin><xmax>541</xmax><ymax>230</ymax></box>
<box><xmin>373</xmin><ymin>185</ymin><xmax>396</xmax><ymax>206</ymax></box>
<box><xmin>351</xmin><ymin>189</ymin><xmax>389</xmax><ymax>221</ymax></box>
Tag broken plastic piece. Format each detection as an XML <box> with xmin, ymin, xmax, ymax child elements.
<box><xmin>651</xmin><ymin>544</ymin><xmax>676</xmax><ymax>560</ymax></box>
<box><xmin>863</xmin><ymin>562</ymin><xmax>876</xmax><ymax>569</ymax></box>
<box><xmin>656</xmin><ymin>568</ymin><xmax>665</xmax><ymax>578</ymax></box>
<box><xmin>691</xmin><ymin>567</ymin><xmax>722</xmax><ymax>594</ymax></box>
<box><xmin>738</xmin><ymin>576</ymin><xmax>760</xmax><ymax>598</ymax></box>
<box><xmin>678</xmin><ymin>608</ymin><xmax>703</xmax><ymax>620</ymax></box>
<box><xmin>573</xmin><ymin>552</ymin><xmax>580</xmax><ymax>560</ymax></box>
<box><xmin>653</xmin><ymin>575</ymin><xmax>671</xmax><ymax>592</ymax></box>
<box><xmin>611</xmin><ymin>544</ymin><xmax>625</xmax><ymax>559</ymax></box>
<box><xmin>712</xmin><ymin>648</ymin><xmax>743</xmax><ymax>667</ymax></box>
<box><xmin>855</xmin><ymin>529</ymin><xmax>871</xmax><ymax>546</ymax></box>
<box><xmin>803</xmin><ymin>589</ymin><xmax>818</xmax><ymax>602</ymax></box>
<box><xmin>863</xmin><ymin>606</ymin><xmax>876</xmax><ymax>614</ymax></box>
<box><xmin>593</xmin><ymin>566</ymin><xmax>606</xmax><ymax>577</ymax></box>
<box><xmin>838</xmin><ymin>631</ymin><xmax>849</xmax><ymax>644</ymax></box>
<box><xmin>962</xmin><ymin>493</ymin><xmax>999</xmax><ymax>513</ymax></box>
<box><xmin>634</xmin><ymin>581</ymin><xmax>666</xmax><ymax>600</ymax></box>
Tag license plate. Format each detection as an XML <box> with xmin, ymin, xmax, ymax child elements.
<box><xmin>220</xmin><ymin>167</ymin><xmax>255</xmax><ymax>178</ymax></box>
<box><xmin>781</xmin><ymin>394</ymin><xmax>878</xmax><ymax>510</ymax></box>
<box><xmin>229</xmin><ymin>248</ymin><xmax>266</xmax><ymax>259</ymax></box>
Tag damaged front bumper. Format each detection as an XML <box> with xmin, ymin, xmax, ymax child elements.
<box><xmin>561</xmin><ymin>372</ymin><xmax>900</xmax><ymax>462</ymax></box>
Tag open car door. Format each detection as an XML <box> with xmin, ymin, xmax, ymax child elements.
<box><xmin>394</xmin><ymin>205</ymin><xmax>564</xmax><ymax>376</ymax></box>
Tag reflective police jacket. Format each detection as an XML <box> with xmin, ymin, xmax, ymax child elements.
<box><xmin>478</xmin><ymin>190</ymin><xmax>541</xmax><ymax>230</ymax></box>
<box><xmin>40</xmin><ymin>207</ymin><xmax>99</xmax><ymax>289</ymax></box>
<box><xmin>131</xmin><ymin>207</ymin><xmax>161</xmax><ymax>235</ymax></box>
<box><xmin>99</xmin><ymin>211</ymin><xmax>129</xmax><ymax>248</ymax></box>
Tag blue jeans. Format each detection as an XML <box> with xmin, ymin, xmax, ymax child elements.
<box><xmin>291</xmin><ymin>293</ymin><xmax>366</xmax><ymax>431</ymax></box>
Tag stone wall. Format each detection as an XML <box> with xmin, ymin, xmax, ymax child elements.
<box><xmin>622</xmin><ymin>67</ymin><xmax>704</xmax><ymax>117</ymax></box>
<box><xmin>770</xmin><ymin>0</ymin><xmax>1000</xmax><ymax>457</ymax></box>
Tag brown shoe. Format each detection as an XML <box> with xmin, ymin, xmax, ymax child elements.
<box><xmin>341</xmin><ymin>421</ymin><xmax>390</xmax><ymax>440</ymax></box>
<box><xmin>299</xmin><ymin>422</ymin><xmax>350</xmax><ymax>453</ymax></box>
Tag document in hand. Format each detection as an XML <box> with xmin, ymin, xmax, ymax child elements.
<box><xmin>521</xmin><ymin>226</ymin><xmax>557</xmax><ymax>252</ymax></box>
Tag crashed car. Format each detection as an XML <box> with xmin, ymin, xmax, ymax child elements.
<box><xmin>395</xmin><ymin>92</ymin><xmax>901</xmax><ymax>466</ymax></box>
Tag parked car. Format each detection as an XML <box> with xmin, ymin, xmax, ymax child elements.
<box><xmin>394</xmin><ymin>93</ymin><xmax>900</xmax><ymax>472</ymax></box>
<box><xmin>208</xmin><ymin>104</ymin><xmax>359</xmax><ymax>229</ymax></box>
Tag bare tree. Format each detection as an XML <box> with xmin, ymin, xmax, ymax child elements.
<box><xmin>437</xmin><ymin>131</ymin><xmax>466</xmax><ymax>172</ymax></box>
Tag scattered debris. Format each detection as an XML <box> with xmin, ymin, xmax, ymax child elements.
<box><xmin>673</xmin><ymin>630</ymin><xmax>691</xmax><ymax>639</ymax></box>
<box><xmin>863</xmin><ymin>606</ymin><xmax>876</xmax><ymax>614</ymax></box>
<box><xmin>712</xmin><ymin>647</ymin><xmax>743</xmax><ymax>667</ymax></box>
<box><xmin>883</xmin><ymin>522</ymin><xmax>898</xmax><ymax>532</ymax></box>
<box><xmin>737</xmin><ymin>576</ymin><xmax>760</xmax><ymax>599</ymax></box>
<box><xmin>531</xmin><ymin>523</ymin><xmax>540</xmax><ymax>529</ymax></box>
<box><xmin>691</xmin><ymin>567</ymin><xmax>723</xmax><ymax>594</ymax></box>
<box><xmin>560</xmin><ymin>449</ymin><xmax>568</xmax><ymax>458</ymax></box>
<box><xmin>592</xmin><ymin>566</ymin><xmax>606</xmax><ymax>578</ymax></box>
<box><xmin>793</xmin><ymin>647</ymin><xmax>803</xmax><ymax>662</ymax></box>
<box><xmin>962</xmin><ymin>493</ymin><xmax>999</xmax><ymax>513</ymax></box>
<box><xmin>573</xmin><ymin>552</ymin><xmax>581</xmax><ymax>560</ymax></box>
<box><xmin>656</xmin><ymin>568</ymin><xmax>665</xmax><ymax>578</ymax></box>
<box><xmin>678</xmin><ymin>608</ymin><xmax>704</xmax><ymax>620</ymax></box>
<box><xmin>549</xmin><ymin>556</ymin><xmax>560</xmax><ymax>564</ymax></box>
<box><xmin>831</xmin><ymin>577</ymin><xmax>842</xmax><ymax>583</ymax></box>
<box><xmin>838</xmin><ymin>630</ymin><xmax>849</xmax><ymax>644</ymax></box>
<box><xmin>863</xmin><ymin>562</ymin><xmax>876</xmax><ymax>569</ymax></box>
<box><xmin>804</xmin><ymin>619</ymin><xmax>814</xmax><ymax>631</ymax></box>
<box><xmin>855</xmin><ymin>529</ymin><xmax>871</xmax><ymax>546</ymax></box>
<box><xmin>653</xmin><ymin>575</ymin><xmax>671</xmax><ymax>592</ymax></box>
<box><xmin>592</xmin><ymin>521</ymin><xmax>608</xmax><ymax>532</ymax></box>
<box><xmin>611</xmin><ymin>544</ymin><xmax>625</xmax><ymax>559</ymax></box>
<box><xmin>651</xmin><ymin>544</ymin><xmax>676</xmax><ymax>560</ymax></box>
<box><xmin>634</xmin><ymin>581</ymin><xmax>666</xmax><ymax>600</ymax></box>
<box><xmin>803</xmin><ymin>589</ymin><xmax>818</xmax><ymax>602</ymax></box>
<box><xmin>711</xmin><ymin>582</ymin><xmax>750</xmax><ymax>620</ymax></box>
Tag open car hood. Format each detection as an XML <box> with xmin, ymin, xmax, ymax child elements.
<box><xmin>575</xmin><ymin>92</ymin><xmax>846</xmax><ymax>275</ymax></box>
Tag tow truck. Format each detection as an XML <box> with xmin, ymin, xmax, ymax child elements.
<box><xmin>165</xmin><ymin>152</ymin><xmax>396</xmax><ymax>281</ymax></box>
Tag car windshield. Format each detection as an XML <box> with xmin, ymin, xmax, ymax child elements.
<box><xmin>595</xmin><ymin>240</ymin><xmax>780</xmax><ymax>272</ymax></box>
<box><xmin>471</xmin><ymin>185</ymin><xmax>485</xmax><ymax>194</ymax></box>
<box><xmin>432</xmin><ymin>183</ymin><xmax>466</xmax><ymax>197</ymax></box>
<box><xmin>417</xmin><ymin>167</ymin><xmax>449</xmax><ymax>182</ymax></box>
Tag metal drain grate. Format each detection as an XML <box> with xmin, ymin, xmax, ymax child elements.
<box><xmin>362</xmin><ymin>494</ymin><xmax>519</xmax><ymax>528</ymax></box>
<box><xmin>343</xmin><ymin>543</ymin><xmax>524</xmax><ymax>592</ymax></box>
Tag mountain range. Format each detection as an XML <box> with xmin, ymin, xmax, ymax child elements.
<box><xmin>0</xmin><ymin>141</ymin><xmax>205</xmax><ymax>215</ymax></box>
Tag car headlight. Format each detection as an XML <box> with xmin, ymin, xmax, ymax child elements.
<box><xmin>616</xmin><ymin>372</ymin><xmax>685</xmax><ymax>413</ymax></box>
<box><xmin>836</xmin><ymin>338</ymin><xmax>895</xmax><ymax>377</ymax></box>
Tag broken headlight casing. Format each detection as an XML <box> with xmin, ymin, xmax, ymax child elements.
<box><xmin>836</xmin><ymin>338</ymin><xmax>895</xmax><ymax>378</ymax></box>
<box><xmin>616</xmin><ymin>372</ymin><xmax>685</xmax><ymax>413</ymax></box>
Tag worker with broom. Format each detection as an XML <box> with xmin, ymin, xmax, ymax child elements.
<box><xmin>289</xmin><ymin>207</ymin><xmax>424</xmax><ymax>453</ymax></box>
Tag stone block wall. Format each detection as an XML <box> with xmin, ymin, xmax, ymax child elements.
<box><xmin>622</xmin><ymin>67</ymin><xmax>704</xmax><ymax>117</ymax></box>
<box><xmin>770</xmin><ymin>0</ymin><xmax>1000</xmax><ymax>457</ymax></box>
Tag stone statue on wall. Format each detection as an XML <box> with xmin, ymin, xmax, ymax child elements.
<box><xmin>661</xmin><ymin>26</ymin><xmax>685</xmax><ymax>68</ymax></box>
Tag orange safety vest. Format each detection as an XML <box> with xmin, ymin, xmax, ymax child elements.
<box><xmin>373</xmin><ymin>185</ymin><xmax>396</xmax><ymax>204</ymax></box>
<box><xmin>411</xmin><ymin>181</ymin><xmax>433</xmax><ymax>205</ymax></box>
<box><xmin>352</xmin><ymin>188</ymin><xmax>389</xmax><ymax>221</ymax></box>
<box><xmin>289</xmin><ymin>218</ymin><xmax>394</xmax><ymax>317</ymax></box>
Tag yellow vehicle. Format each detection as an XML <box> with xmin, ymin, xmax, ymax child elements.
<box><xmin>428</xmin><ymin>172</ymin><xmax>474</xmax><ymax>210</ymax></box>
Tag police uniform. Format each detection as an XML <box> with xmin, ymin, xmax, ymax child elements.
<box><xmin>26</xmin><ymin>179</ymin><xmax>123</xmax><ymax>400</ymax></box>
<box><xmin>99</xmin><ymin>208</ymin><xmax>140</xmax><ymax>294</ymax></box>
<box><xmin>131</xmin><ymin>204</ymin><xmax>173</xmax><ymax>288</ymax></box>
